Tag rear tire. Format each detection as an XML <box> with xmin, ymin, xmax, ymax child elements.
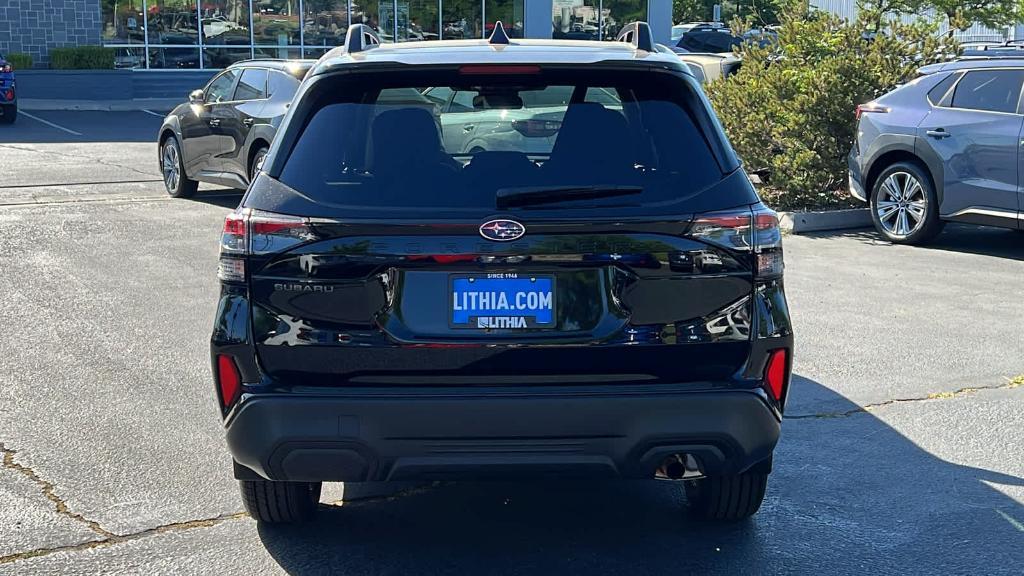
<box><xmin>685</xmin><ymin>471</ymin><xmax>768</xmax><ymax>521</ymax></box>
<box><xmin>239</xmin><ymin>479</ymin><xmax>322</xmax><ymax>524</ymax></box>
<box><xmin>161</xmin><ymin>135</ymin><xmax>198</xmax><ymax>198</ymax></box>
<box><xmin>249</xmin><ymin>146</ymin><xmax>269</xmax><ymax>184</ymax></box>
<box><xmin>869</xmin><ymin>161</ymin><xmax>943</xmax><ymax>245</ymax></box>
<box><xmin>0</xmin><ymin>105</ymin><xmax>16</xmax><ymax>124</ymax></box>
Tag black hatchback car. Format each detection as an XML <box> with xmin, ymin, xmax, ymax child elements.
<box><xmin>157</xmin><ymin>59</ymin><xmax>314</xmax><ymax>197</ymax></box>
<box><xmin>212</xmin><ymin>23</ymin><xmax>792</xmax><ymax>524</ymax></box>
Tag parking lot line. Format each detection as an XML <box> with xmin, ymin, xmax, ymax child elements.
<box><xmin>141</xmin><ymin>109</ymin><xmax>166</xmax><ymax>118</ymax></box>
<box><xmin>19</xmin><ymin>112</ymin><xmax>83</xmax><ymax>136</ymax></box>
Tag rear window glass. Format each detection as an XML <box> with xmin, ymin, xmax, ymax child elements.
<box><xmin>275</xmin><ymin>70</ymin><xmax>728</xmax><ymax>214</ymax></box>
<box><xmin>951</xmin><ymin>69</ymin><xmax>1024</xmax><ymax>113</ymax></box>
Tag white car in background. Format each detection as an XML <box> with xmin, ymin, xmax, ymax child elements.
<box><xmin>422</xmin><ymin>85</ymin><xmax>619</xmax><ymax>155</ymax></box>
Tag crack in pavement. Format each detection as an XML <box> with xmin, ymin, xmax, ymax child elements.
<box><xmin>0</xmin><ymin>443</ymin><xmax>115</xmax><ymax>539</ymax></box>
<box><xmin>0</xmin><ymin>143</ymin><xmax>159</xmax><ymax>180</ymax></box>
<box><xmin>0</xmin><ymin>511</ymin><xmax>249</xmax><ymax>566</ymax></box>
<box><xmin>785</xmin><ymin>375</ymin><xmax>1024</xmax><ymax>420</ymax></box>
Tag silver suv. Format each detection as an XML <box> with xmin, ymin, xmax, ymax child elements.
<box><xmin>848</xmin><ymin>59</ymin><xmax>1024</xmax><ymax>244</ymax></box>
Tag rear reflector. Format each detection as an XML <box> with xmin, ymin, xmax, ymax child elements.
<box><xmin>216</xmin><ymin>355</ymin><xmax>242</xmax><ymax>409</ymax></box>
<box><xmin>459</xmin><ymin>65</ymin><xmax>541</xmax><ymax>75</ymax></box>
<box><xmin>764</xmin><ymin>349</ymin><xmax>788</xmax><ymax>402</ymax></box>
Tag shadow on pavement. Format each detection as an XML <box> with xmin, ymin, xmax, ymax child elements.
<box><xmin>255</xmin><ymin>375</ymin><xmax>1024</xmax><ymax>575</ymax></box>
<box><xmin>187</xmin><ymin>190</ymin><xmax>244</xmax><ymax>209</ymax></box>
<box><xmin>800</xmin><ymin>223</ymin><xmax>1023</xmax><ymax>261</ymax></box>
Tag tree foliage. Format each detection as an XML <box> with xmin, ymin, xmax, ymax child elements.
<box><xmin>705</xmin><ymin>4</ymin><xmax>958</xmax><ymax>210</ymax></box>
<box><xmin>673</xmin><ymin>0</ymin><xmax>792</xmax><ymax>26</ymax></box>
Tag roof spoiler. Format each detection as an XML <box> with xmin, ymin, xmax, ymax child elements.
<box><xmin>344</xmin><ymin>24</ymin><xmax>381</xmax><ymax>54</ymax></box>
<box><xmin>616</xmin><ymin>22</ymin><xmax>654</xmax><ymax>52</ymax></box>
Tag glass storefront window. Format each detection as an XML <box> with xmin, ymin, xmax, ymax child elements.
<box><xmin>113</xmin><ymin>47</ymin><xmax>147</xmax><ymax>69</ymax></box>
<box><xmin>602</xmin><ymin>0</ymin><xmax>646</xmax><ymax>40</ymax></box>
<box><xmin>552</xmin><ymin>0</ymin><xmax>599</xmax><ymax>41</ymax></box>
<box><xmin>443</xmin><ymin>0</ymin><xmax>481</xmax><ymax>39</ymax></box>
<box><xmin>101</xmin><ymin>0</ymin><xmax>146</xmax><ymax>43</ymax></box>
<box><xmin>399</xmin><ymin>1</ymin><xmax>440</xmax><ymax>42</ymax></box>
<box><xmin>200</xmin><ymin>0</ymin><xmax>252</xmax><ymax>46</ymax></box>
<box><xmin>254</xmin><ymin>46</ymin><xmax>302</xmax><ymax>59</ymax></box>
<box><xmin>253</xmin><ymin>0</ymin><xmax>301</xmax><ymax>45</ymax></box>
<box><xmin>485</xmin><ymin>0</ymin><xmax>523</xmax><ymax>38</ymax></box>
<box><xmin>147</xmin><ymin>0</ymin><xmax>199</xmax><ymax>45</ymax></box>
<box><xmin>203</xmin><ymin>47</ymin><xmax>253</xmax><ymax>68</ymax></box>
<box><xmin>302</xmin><ymin>0</ymin><xmax>349</xmax><ymax>51</ymax></box>
<box><xmin>148</xmin><ymin>46</ymin><xmax>200</xmax><ymax>68</ymax></box>
<box><xmin>351</xmin><ymin>2</ymin><xmax>385</xmax><ymax>40</ymax></box>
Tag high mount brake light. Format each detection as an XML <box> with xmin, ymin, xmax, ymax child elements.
<box><xmin>458</xmin><ymin>65</ymin><xmax>541</xmax><ymax>75</ymax></box>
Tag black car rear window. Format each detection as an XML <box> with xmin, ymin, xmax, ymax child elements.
<box><xmin>268</xmin><ymin>68</ymin><xmax>739</xmax><ymax>216</ymax></box>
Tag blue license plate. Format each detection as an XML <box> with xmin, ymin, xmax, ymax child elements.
<box><xmin>450</xmin><ymin>275</ymin><xmax>555</xmax><ymax>329</ymax></box>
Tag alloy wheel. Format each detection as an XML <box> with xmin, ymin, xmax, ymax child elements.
<box><xmin>876</xmin><ymin>171</ymin><xmax>926</xmax><ymax>237</ymax></box>
<box><xmin>162</xmin><ymin>141</ymin><xmax>180</xmax><ymax>193</ymax></box>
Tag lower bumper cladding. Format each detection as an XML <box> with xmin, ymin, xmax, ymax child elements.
<box><xmin>225</xmin><ymin>387</ymin><xmax>781</xmax><ymax>482</ymax></box>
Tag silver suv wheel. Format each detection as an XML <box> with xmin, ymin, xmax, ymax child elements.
<box><xmin>876</xmin><ymin>171</ymin><xmax>927</xmax><ymax>237</ymax></box>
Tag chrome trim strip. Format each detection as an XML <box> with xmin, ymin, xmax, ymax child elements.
<box><xmin>946</xmin><ymin>207</ymin><xmax>1023</xmax><ymax>220</ymax></box>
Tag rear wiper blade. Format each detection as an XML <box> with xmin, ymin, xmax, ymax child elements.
<box><xmin>495</xmin><ymin>185</ymin><xmax>642</xmax><ymax>209</ymax></box>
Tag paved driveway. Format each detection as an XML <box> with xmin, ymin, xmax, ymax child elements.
<box><xmin>0</xmin><ymin>112</ymin><xmax>1021</xmax><ymax>574</ymax></box>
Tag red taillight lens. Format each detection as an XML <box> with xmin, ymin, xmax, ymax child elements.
<box><xmin>459</xmin><ymin>65</ymin><xmax>541</xmax><ymax>75</ymax></box>
<box><xmin>3</xmin><ymin>88</ymin><xmax>13</xmax><ymax>101</ymax></box>
<box><xmin>511</xmin><ymin>119</ymin><xmax>561</xmax><ymax>138</ymax></box>
<box><xmin>216</xmin><ymin>354</ymin><xmax>242</xmax><ymax>409</ymax></box>
<box><xmin>855</xmin><ymin>103</ymin><xmax>889</xmax><ymax>120</ymax></box>
<box><xmin>221</xmin><ymin>210</ymin><xmax>248</xmax><ymax>254</ymax></box>
<box><xmin>764</xmin><ymin>348</ymin><xmax>788</xmax><ymax>402</ymax></box>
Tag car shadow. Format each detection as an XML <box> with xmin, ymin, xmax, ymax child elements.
<box><xmin>255</xmin><ymin>375</ymin><xmax>1024</xmax><ymax>575</ymax></box>
<box><xmin>799</xmin><ymin>223</ymin><xmax>1023</xmax><ymax>261</ymax></box>
<box><xmin>187</xmin><ymin>189</ymin><xmax>244</xmax><ymax>209</ymax></box>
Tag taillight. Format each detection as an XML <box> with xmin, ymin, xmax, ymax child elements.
<box><xmin>1</xmin><ymin>63</ymin><xmax>11</xmax><ymax>73</ymax></box>
<box><xmin>688</xmin><ymin>206</ymin><xmax>783</xmax><ymax>277</ymax></box>
<box><xmin>855</xmin><ymin>103</ymin><xmax>889</xmax><ymax>120</ymax></box>
<box><xmin>218</xmin><ymin>209</ymin><xmax>313</xmax><ymax>282</ymax></box>
<box><xmin>216</xmin><ymin>354</ymin><xmax>242</xmax><ymax>410</ymax></box>
<box><xmin>512</xmin><ymin>119</ymin><xmax>561</xmax><ymax>138</ymax></box>
<box><xmin>764</xmin><ymin>348</ymin><xmax>789</xmax><ymax>402</ymax></box>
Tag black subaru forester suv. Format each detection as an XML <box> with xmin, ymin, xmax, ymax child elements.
<box><xmin>212</xmin><ymin>23</ymin><xmax>792</xmax><ymax>524</ymax></box>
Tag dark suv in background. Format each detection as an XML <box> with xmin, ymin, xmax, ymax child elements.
<box><xmin>157</xmin><ymin>59</ymin><xmax>314</xmax><ymax>198</ymax></box>
<box><xmin>212</xmin><ymin>23</ymin><xmax>792</xmax><ymax>524</ymax></box>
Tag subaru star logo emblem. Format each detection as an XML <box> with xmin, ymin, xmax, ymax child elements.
<box><xmin>479</xmin><ymin>219</ymin><xmax>526</xmax><ymax>242</ymax></box>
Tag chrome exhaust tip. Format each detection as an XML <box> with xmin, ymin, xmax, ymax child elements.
<box><xmin>654</xmin><ymin>453</ymin><xmax>704</xmax><ymax>481</ymax></box>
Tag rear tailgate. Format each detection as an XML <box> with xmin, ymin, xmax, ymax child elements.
<box><xmin>249</xmin><ymin>218</ymin><xmax>754</xmax><ymax>386</ymax></box>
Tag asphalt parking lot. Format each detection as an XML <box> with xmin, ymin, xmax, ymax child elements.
<box><xmin>0</xmin><ymin>111</ymin><xmax>1022</xmax><ymax>574</ymax></box>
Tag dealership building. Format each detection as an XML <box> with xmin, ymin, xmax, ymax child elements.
<box><xmin>0</xmin><ymin>0</ymin><xmax>1020</xmax><ymax>69</ymax></box>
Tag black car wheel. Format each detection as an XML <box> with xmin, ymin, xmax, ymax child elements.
<box><xmin>0</xmin><ymin>104</ymin><xmax>16</xmax><ymax>124</ymax></box>
<box><xmin>249</xmin><ymin>146</ymin><xmax>269</xmax><ymax>184</ymax></box>
<box><xmin>239</xmin><ymin>479</ymin><xmax>321</xmax><ymax>523</ymax></box>
<box><xmin>685</xmin><ymin>471</ymin><xmax>768</xmax><ymax>520</ymax></box>
<box><xmin>161</xmin><ymin>136</ymin><xmax>199</xmax><ymax>198</ymax></box>
<box><xmin>870</xmin><ymin>161</ymin><xmax>943</xmax><ymax>245</ymax></box>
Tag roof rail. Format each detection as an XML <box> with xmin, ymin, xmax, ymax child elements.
<box><xmin>345</xmin><ymin>24</ymin><xmax>381</xmax><ymax>54</ymax></box>
<box><xmin>616</xmin><ymin>22</ymin><xmax>654</xmax><ymax>52</ymax></box>
<box><xmin>489</xmin><ymin>21</ymin><xmax>510</xmax><ymax>45</ymax></box>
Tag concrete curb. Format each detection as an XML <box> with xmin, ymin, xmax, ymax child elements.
<box><xmin>18</xmin><ymin>99</ymin><xmax>179</xmax><ymax>113</ymax></box>
<box><xmin>778</xmin><ymin>208</ymin><xmax>872</xmax><ymax>234</ymax></box>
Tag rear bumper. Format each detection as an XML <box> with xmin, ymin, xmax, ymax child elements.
<box><xmin>225</xmin><ymin>386</ymin><xmax>781</xmax><ymax>482</ymax></box>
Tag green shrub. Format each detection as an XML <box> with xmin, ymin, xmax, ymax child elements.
<box><xmin>48</xmin><ymin>46</ymin><xmax>115</xmax><ymax>70</ymax></box>
<box><xmin>705</xmin><ymin>5</ymin><xmax>957</xmax><ymax>210</ymax></box>
<box><xmin>4</xmin><ymin>52</ymin><xmax>33</xmax><ymax>70</ymax></box>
